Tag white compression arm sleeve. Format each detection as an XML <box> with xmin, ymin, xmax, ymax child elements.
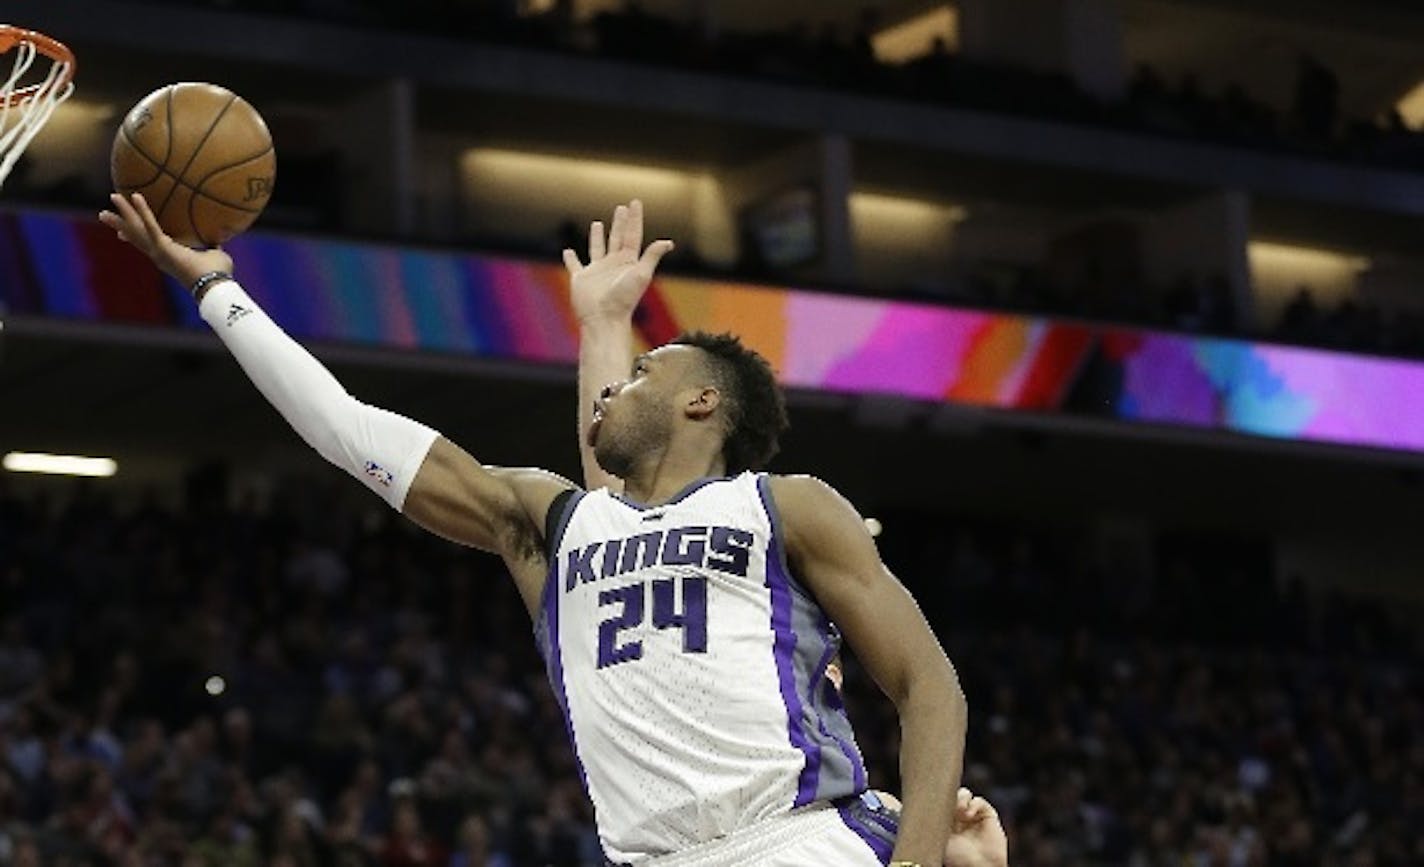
<box><xmin>198</xmin><ymin>278</ymin><xmax>440</xmax><ymax>511</ymax></box>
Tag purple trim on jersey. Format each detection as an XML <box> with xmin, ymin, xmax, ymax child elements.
<box><xmin>536</xmin><ymin>489</ymin><xmax>584</xmax><ymax>622</ymax></box>
<box><xmin>759</xmin><ymin>475</ymin><xmax>873</xmax><ymax>807</ymax></box>
<box><xmin>813</xmin><ymin>615</ymin><xmax>869</xmax><ymax>793</ymax></box>
<box><xmin>809</xmin><ymin>618</ymin><xmax>868</xmax><ymax>793</ymax></box>
<box><xmin>534</xmin><ymin>492</ymin><xmax>590</xmax><ymax>796</ymax></box>
<box><xmin>611</xmin><ymin>476</ymin><xmax>725</xmax><ymax>511</ymax></box>
<box><xmin>836</xmin><ymin>794</ymin><xmax>898</xmax><ymax>865</ymax></box>
<box><xmin>535</xmin><ymin>494</ymin><xmax>634</xmax><ymax>867</ymax></box>
<box><xmin>540</xmin><ymin>581</ymin><xmax>590</xmax><ymax>794</ymax></box>
<box><xmin>817</xmin><ymin>638</ymin><xmax>869</xmax><ymax>791</ymax></box>
<box><xmin>757</xmin><ymin>476</ymin><xmax>822</xmax><ymax>806</ymax></box>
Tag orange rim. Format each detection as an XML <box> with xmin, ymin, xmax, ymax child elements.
<box><xmin>0</xmin><ymin>26</ymin><xmax>77</xmax><ymax>107</ymax></box>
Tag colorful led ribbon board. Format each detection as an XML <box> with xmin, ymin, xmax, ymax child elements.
<box><xmin>3</xmin><ymin>211</ymin><xmax>1421</xmax><ymax>454</ymax></box>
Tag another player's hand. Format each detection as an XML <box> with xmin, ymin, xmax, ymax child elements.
<box><xmin>944</xmin><ymin>788</ymin><xmax>1008</xmax><ymax>867</ymax></box>
<box><xmin>99</xmin><ymin>192</ymin><xmax>234</xmax><ymax>288</ymax></box>
<box><xmin>563</xmin><ymin>199</ymin><xmax>673</xmax><ymax>328</ymax></box>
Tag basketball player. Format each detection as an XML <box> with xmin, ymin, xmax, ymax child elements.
<box><xmin>566</xmin><ymin>202</ymin><xmax>1005</xmax><ymax>867</ymax></box>
<box><xmin>99</xmin><ymin>192</ymin><xmax>967</xmax><ymax>866</ymax></box>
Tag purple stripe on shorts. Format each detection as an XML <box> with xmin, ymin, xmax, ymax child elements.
<box><xmin>838</xmin><ymin>803</ymin><xmax>895</xmax><ymax>864</ymax></box>
<box><xmin>759</xmin><ymin>477</ymin><xmax>821</xmax><ymax>806</ymax></box>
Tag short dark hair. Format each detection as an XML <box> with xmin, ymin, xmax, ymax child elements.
<box><xmin>671</xmin><ymin>331</ymin><xmax>789</xmax><ymax>473</ymax></box>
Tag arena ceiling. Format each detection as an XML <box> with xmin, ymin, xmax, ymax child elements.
<box><xmin>1125</xmin><ymin>0</ymin><xmax>1424</xmax><ymax>122</ymax></box>
<box><xmin>605</xmin><ymin>0</ymin><xmax>1424</xmax><ymax>121</ymax></box>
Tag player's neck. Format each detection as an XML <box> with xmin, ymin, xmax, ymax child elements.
<box><xmin>621</xmin><ymin>440</ymin><xmax>727</xmax><ymax>507</ymax></box>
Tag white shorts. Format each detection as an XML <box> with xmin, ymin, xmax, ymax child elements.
<box><xmin>641</xmin><ymin>793</ymin><xmax>899</xmax><ymax>867</ymax></box>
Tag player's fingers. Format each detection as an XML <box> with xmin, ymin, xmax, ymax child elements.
<box><xmin>638</xmin><ymin>239</ymin><xmax>674</xmax><ymax>271</ymax></box>
<box><xmin>110</xmin><ymin>196</ymin><xmax>158</xmax><ymax>252</ymax></box>
<box><xmin>952</xmin><ymin>788</ymin><xmax>974</xmax><ymax>824</ymax></box>
<box><xmin>607</xmin><ymin>205</ymin><xmax>629</xmax><ymax>255</ymax></box>
<box><xmin>589</xmin><ymin>221</ymin><xmax>605</xmax><ymax>261</ymax></box>
<box><xmin>625</xmin><ymin>199</ymin><xmax>644</xmax><ymax>255</ymax></box>
<box><xmin>131</xmin><ymin>193</ymin><xmax>167</xmax><ymax>243</ymax></box>
<box><xmin>108</xmin><ymin>193</ymin><xmax>141</xmax><ymax>231</ymax></box>
<box><xmin>97</xmin><ymin>209</ymin><xmax>130</xmax><ymax>242</ymax></box>
<box><xmin>959</xmin><ymin>797</ymin><xmax>993</xmax><ymax>824</ymax></box>
<box><xmin>563</xmin><ymin>249</ymin><xmax>583</xmax><ymax>274</ymax></box>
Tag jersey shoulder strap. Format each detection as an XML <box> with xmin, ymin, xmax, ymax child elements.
<box><xmin>543</xmin><ymin>487</ymin><xmax>582</xmax><ymax>561</ymax></box>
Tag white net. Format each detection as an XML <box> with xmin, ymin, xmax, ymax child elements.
<box><xmin>0</xmin><ymin>36</ymin><xmax>75</xmax><ymax>190</ymax></box>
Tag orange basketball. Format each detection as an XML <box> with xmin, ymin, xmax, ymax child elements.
<box><xmin>111</xmin><ymin>82</ymin><xmax>276</xmax><ymax>247</ymax></box>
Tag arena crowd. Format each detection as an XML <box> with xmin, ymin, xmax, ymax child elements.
<box><xmin>0</xmin><ymin>477</ymin><xmax>1418</xmax><ymax>866</ymax></box>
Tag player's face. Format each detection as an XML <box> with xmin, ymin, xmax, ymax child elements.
<box><xmin>590</xmin><ymin>346</ymin><xmax>704</xmax><ymax>477</ymax></box>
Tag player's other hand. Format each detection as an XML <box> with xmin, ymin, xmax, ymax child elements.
<box><xmin>944</xmin><ymin>787</ymin><xmax>1009</xmax><ymax>867</ymax></box>
<box><xmin>99</xmin><ymin>192</ymin><xmax>234</xmax><ymax>288</ymax></box>
<box><xmin>563</xmin><ymin>199</ymin><xmax>674</xmax><ymax>327</ymax></box>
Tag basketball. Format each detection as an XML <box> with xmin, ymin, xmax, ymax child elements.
<box><xmin>110</xmin><ymin>82</ymin><xmax>275</xmax><ymax>247</ymax></box>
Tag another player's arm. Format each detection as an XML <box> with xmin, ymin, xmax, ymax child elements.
<box><xmin>943</xmin><ymin>789</ymin><xmax>1009</xmax><ymax>867</ymax></box>
<box><xmin>99</xmin><ymin>193</ymin><xmax>570</xmax><ymax>610</ymax></box>
<box><xmin>771</xmin><ymin>475</ymin><xmax>967</xmax><ymax>867</ymax></box>
<box><xmin>876</xmin><ymin>789</ymin><xmax>1010</xmax><ymax>867</ymax></box>
<box><xmin>563</xmin><ymin>200</ymin><xmax>673</xmax><ymax>492</ymax></box>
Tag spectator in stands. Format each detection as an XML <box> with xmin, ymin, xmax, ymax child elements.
<box><xmin>448</xmin><ymin>813</ymin><xmax>510</xmax><ymax>867</ymax></box>
<box><xmin>1292</xmin><ymin>53</ymin><xmax>1341</xmax><ymax>143</ymax></box>
<box><xmin>379</xmin><ymin>797</ymin><xmax>445</xmax><ymax>867</ymax></box>
<box><xmin>1279</xmin><ymin>286</ymin><xmax>1321</xmax><ymax>342</ymax></box>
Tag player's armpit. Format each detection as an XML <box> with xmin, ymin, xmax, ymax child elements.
<box><xmin>403</xmin><ymin>438</ymin><xmax>577</xmax><ymax>610</ymax></box>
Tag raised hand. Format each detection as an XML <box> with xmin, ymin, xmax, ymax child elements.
<box><xmin>563</xmin><ymin>199</ymin><xmax>674</xmax><ymax>327</ymax></box>
<box><xmin>944</xmin><ymin>788</ymin><xmax>1009</xmax><ymax>867</ymax></box>
<box><xmin>99</xmin><ymin>192</ymin><xmax>233</xmax><ymax>288</ymax></box>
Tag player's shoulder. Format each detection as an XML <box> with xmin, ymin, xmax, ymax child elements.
<box><xmin>763</xmin><ymin>473</ymin><xmax>852</xmax><ymax>514</ymax></box>
<box><xmin>487</xmin><ymin>466</ymin><xmax>581</xmax><ymax>497</ymax></box>
<box><xmin>763</xmin><ymin>472</ymin><xmax>841</xmax><ymax>495</ymax></box>
<box><xmin>486</xmin><ymin>466</ymin><xmax>581</xmax><ymax>526</ymax></box>
<box><xmin>763</xmin><ymin>475</ymin><xmax>873</xmax><ymax>559</ymax></box>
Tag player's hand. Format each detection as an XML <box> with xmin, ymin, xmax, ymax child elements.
<box><xmin>99</xmin><ymin>192</ymin><xmax>234</xmax><ymax>288</ymax></box>
<box><xmin>943</xmin><ymin>788</ymin><xmax>1008</xmax><ymax>867</ymax></box>
<box><xmin>563</xmin><ymin>199</ymin><xmax>674</xmax><ymax>327</ymax></box>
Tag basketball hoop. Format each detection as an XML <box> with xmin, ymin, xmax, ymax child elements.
<box><xmin>0</xmin><ymin>25</ymin><xmax>76</xmax><ymax>189</ymax></box>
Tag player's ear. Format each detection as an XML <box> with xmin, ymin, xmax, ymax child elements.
<box><xmin>685</xmin><ymin>387</ymin><xmax>721</xmax><ymax>421</ymax></box>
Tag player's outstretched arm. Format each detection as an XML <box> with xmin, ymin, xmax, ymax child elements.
<box><xmin>100</xmin><ymin>193</ymin><xmax>572</xmax><ymax>610</ymax></box>
<box><xmin>771</xmin><ymin>475</ymin><xmax>968</xmax><ymax>867</ymax></box>
<box><xmin>403</xmin><ymin>442</ymin><xmax>576</xmax><ymax>610</ymax></box>
<box><xmin>564</xmin><ymin>200</ymin><xmax>673</xmax><ymax>492</ymax></box>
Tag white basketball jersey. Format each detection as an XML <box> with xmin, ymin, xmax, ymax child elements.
<box><xmin>535</xmin><ymin>473</ymin><xmax>868</xmax><ymax>865</ymax></box>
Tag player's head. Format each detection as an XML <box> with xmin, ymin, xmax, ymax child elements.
<box><xmin>591</xmin><ymin>331</ymin><xmax>789</xmax><ymax>479</ymax></box>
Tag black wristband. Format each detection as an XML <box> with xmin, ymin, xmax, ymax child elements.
<box><xmin>190</xmin><ymin>270</ymin><xmax>233</xmax><ymax>300</ymax></box>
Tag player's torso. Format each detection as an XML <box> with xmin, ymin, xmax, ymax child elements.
<box><xmin>536</xmin><ymin>473</ymin><xmax>867</xmax><ymax>864</ymax></box>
